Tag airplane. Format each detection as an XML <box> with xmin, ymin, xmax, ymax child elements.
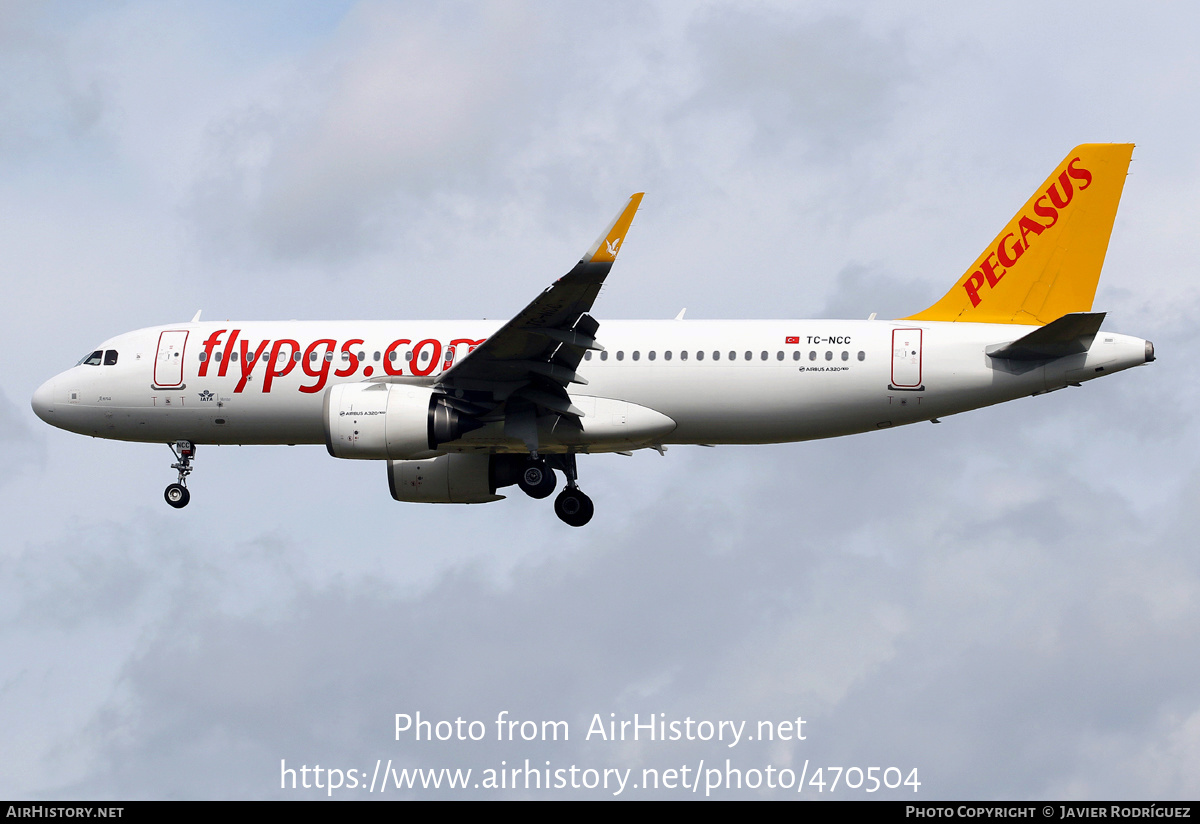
<box><xmin>30</xmin><ymin>144</ymin><xmax>1153</xmax><ymax>527</ymax></box>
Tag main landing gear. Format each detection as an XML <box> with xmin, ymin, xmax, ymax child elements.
<box><xmin>517</xmin><ymin>458</ymin><xmax>557</xmax><ymax>499</ymax></box>
<box><xmin>554</xmin><ymin>487</ymin><xmax>594</xmax><ymax>528</ymax></box>
<box><xmin>164</xmin><ymin>440</ymin><xmax>195</xmax><ymax>509</ymax></box>
<box><xmin>516</xmin><ymin>453</ymin><xmax>594</xmax><ymax>527</ymax></box>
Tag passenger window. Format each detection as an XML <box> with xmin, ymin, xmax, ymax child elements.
<box><xmin>858</xmin><ymin>351</ymin><xmax>865</xmax><ymax>361</ymax></box>
<box><xmin>342</xmin><ymin>351</ymin><xmax>350</xmax><ymax>361</ymax></box>
<box><xmin>584</xmin><ymin>351</ymin><xmax>593</xmax><ymax>360</ymax></box>
<box><xmin>697</xmin><ymin>351</ymin><xmax>704</xmax><ymax>361</ymax></box>
<box><xmin>616</xmin><ymin>351</ymin><xmax>625</xmax><ymax>361</ymax></box>
<box><xmin>104</xmin><ymin>350</ymin><xmax>118</xmax><ymax>365</ymax></box>
<box><xmin>776</xmin><ymin>351</ymin><xmax>784</xmax><ymax>361</ymax></box>
<box><xmin>216</xmin><ymin>351</ymin><xmax>223</xmax><ymax>362</ymax></box>
<box><xmin>809</xmin><ymin>351</ymin><xmax>817</xmax><ymax>361</ymax></box>
<box><xmin>632</xmin><ymin>351</ymin><xmax>640</xmax><ymax>361</ymax></box>
<box><xmin>744</xmin><ymin>351</ymin><xmax>752</xmax><ymax>361</ymax></box>
<box><xmin>648</xmin><ymin>351</ymin><xmax>656</xmax><ymax>361</ymax></box>
<box><xmin>680</xmin><ymin>351</ymin><xmax>688</xmax><ymax>361</ymax></box>
<box><xmin>664</xmin><ymin>351</ymin><xmax>672</xmax><ymax>361</ymax></box>
<box><xmin>761</xmin><ymin>351</ymin><xmax>768</xmax><ymax>361</ymax></box>
<box><xmin>232</xmin><ymin>351</ymin><xmax>240</xmax><ymax>362</ymax></box>
<box><xmin>713</xmin><ymin>351</ymin><xmax>720</xmax><ymax>361</ymax></box>
<box><xmin>825</xmin><ymin>351</ymin><xmax>833</xmax><ymax>361</ymax></box>
<box><xmin>600</xmin><ymin>351</ymin><xmax>608</xmax><ymax>361</ymax></box>
<box><xmin>841</xmin><ymin>351</ymin><xmax>849</xmax><ymax>361</ymax></box>
<box><xmin>324</xmin><ymin>352</ymin><xmax>333</xmax><ymax>362</ymax></box>
<box><xmin>198</xmin><ymin>352</ymin><xmax>207</xmax><ymax>362</ymax></box>
<box><xmin>728</xmin><ymin>351</ymin><xmax>736</xmax><ymax>361</ymax></box>
<box><xmin>792</xmin><ymin>351</ymin><xmax>800</xmax><ymax>361</ymax></box>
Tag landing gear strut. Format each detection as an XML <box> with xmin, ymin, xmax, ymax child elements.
<box><xmin>165</xmin><ymin>440</ymin><xmax>195</xmax><ymax>509</ymax></box>
<box><xmin>551</xmin><ymin>453</ymin><xmax>593</xmax><ymax>527</ymax></box>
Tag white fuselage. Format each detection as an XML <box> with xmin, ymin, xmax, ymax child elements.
<box><xmin>31</xmin><ymin>318</ymin><xmax>1151</xmax><ymax>453</ymax></box>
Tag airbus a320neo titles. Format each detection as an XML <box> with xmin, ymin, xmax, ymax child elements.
<box><xmin>32</xmin><ymin>145</ymin><xmax>1153</xmax><ymax>526</ymax></box>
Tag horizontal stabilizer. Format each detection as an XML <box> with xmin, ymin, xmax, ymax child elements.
<box><xmin>987</xmin><ymin>312</ymin><xmax>1106</xmax><ymax>361</ymax></box>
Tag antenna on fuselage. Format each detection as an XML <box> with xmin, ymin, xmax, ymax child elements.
<box><xmin>190</xmin><ymin>310</ymin><xmax>202</xmax><ymax>322</ymax></box>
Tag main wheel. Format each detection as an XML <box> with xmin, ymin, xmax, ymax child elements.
<box><xmin>164</xmin><ymin>483</ymin><xmax>190</xmax><ymax>509</ymax></box>
<box><xmin>517</xmin><ymin>461</ymin><xmax>557</xmax><ymax>499</ymax></box>
<box><xmin>554</xmin><ymin>488</ymin><xmax>594</xmax><ymax>527</ymax></box>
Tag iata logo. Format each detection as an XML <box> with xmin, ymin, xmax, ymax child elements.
<box><xmin>962</xmin><ymin>157</ymin><xmax>1093</xmax><ymax>308</ymax></box>
<box><xmin>198</xmin><ymin>390</ymin><xmax>215</xmax><ymax>402</ymax></box>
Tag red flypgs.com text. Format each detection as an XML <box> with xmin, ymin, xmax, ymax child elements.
<box><xmin>196</xmin><ymin>331</ymin><xmax>486</xmax><ymax>394</ymax></box>
<box><xmin>962</xmin><ymin>157</ymin><xmax>1093</xmax><ymax>308</ymax></box>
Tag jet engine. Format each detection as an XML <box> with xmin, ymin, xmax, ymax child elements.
<box><xmin>388</xmin><ymin>453</ymin><xmax>528</xmax><ymax>503</ymax></box>
<box><xmin>323</xmin><ymin>382</ymin><xmax>476</xmax><ymax>460</ymax></box>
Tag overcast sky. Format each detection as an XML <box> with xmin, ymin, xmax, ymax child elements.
<box><xmin>3</xmin><ymin>0</ymin><xmax>1199</xmax><ymax>800</ymax></box>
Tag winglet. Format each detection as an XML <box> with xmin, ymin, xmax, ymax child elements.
<box><xmin>582</xmin><ymin>193</ymin><xmax>644</xmax><ymax>264</ymax></box>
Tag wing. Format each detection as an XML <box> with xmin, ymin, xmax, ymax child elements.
<box><xmin>434</xmin><ymin>193</ymin><xmax>644</xmax><ymax>451</ymax></box>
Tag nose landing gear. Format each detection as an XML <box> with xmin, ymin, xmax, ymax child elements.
<box><xmin>164</xmin><ymin>440</ymin><xmax>195</xmax><ymax>509</ymax></box>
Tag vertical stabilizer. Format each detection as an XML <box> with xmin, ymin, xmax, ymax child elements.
<box><xmin>907</xmin><ymin>144</ymin><xmax>1134</xmax><ymax>325</ymax></box>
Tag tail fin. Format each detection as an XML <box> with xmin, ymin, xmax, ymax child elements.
<box><xmin>906</xmin><ymin>144</ymin><xmax>1134</xmax><ymax>325</ymax></box>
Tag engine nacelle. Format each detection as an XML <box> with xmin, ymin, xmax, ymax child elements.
<box><xmin>388</xmin><ymin>453</ymin><xmax>506</xmax><ymax>503</ymax></box>
<box><xmin>324</xmin><ymin>382</ymin><xmax>474</xmax><ymax>460</ymax></box>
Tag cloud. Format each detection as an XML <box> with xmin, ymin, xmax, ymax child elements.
<box><xmin>0</xmin><ymin>3</ymin><xmax>106</xmax><ymax>155</ymax></box>
<box><xmin>0</xmin><ymin>387</ymin><xmax>44</xmax><ymax>484</ymax></box>
<box><xmin>190</xmin><ymin>2</ymin><xmax>546</xmax><ymax>264</ymax></box>
<box><xmin>688</xmin><ymin>11</ymin><xmax>909</xmax><ymax>155</ymax></box>
<box><xmin>817</xmin><ymin>262</ymin><xmax>933</xmax><ymax>320</ymax></box>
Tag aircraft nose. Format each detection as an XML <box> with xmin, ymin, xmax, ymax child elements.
<box><xmin>31</xmin><ymin>377</ymin><xmax>57</xmax><ymax>423</ymax></box>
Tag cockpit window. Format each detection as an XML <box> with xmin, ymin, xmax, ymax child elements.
<box><xmin>104</xmin><ymin>350</ymin><xmax>118</xmax><ymax>366</ymax></box>
<box><xmin>80</xmin><ymin>350</ymin><xmax>103</xmax><ymax>366</ymax></box>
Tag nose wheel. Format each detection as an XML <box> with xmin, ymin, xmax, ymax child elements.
<box><xmin>164</xmin><ymin>483</ymin><xmax>190</xmax><ymax>508</ymax></box>
<box><xmin>165</xmin><ymin>440</ymin><xmax>195</xmax><ymax>509</ymax></box>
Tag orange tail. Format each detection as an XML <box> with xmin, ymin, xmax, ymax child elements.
<box><xmin>907</xmin><ymin>144</ymin><xmax>1134</xmax><ymax>325</ymax></box>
